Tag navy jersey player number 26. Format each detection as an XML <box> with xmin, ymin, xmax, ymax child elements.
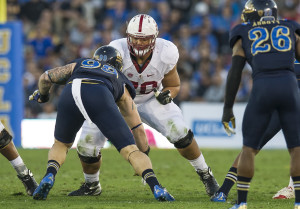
<box><xmin>222</xmin><ymin>0</ymin><xmax>300</xmax><ymax>208</ymax></box>
<box><xmin>230</xmin><ymin>19</ymin><xmax>300</xmax><ymax>78</ymax></box>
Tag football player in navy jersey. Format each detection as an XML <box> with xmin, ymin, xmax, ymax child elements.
<box><xmin>215</xmin><ymin>0</ymin><xmax>300</xmax><ymax>208</ymax></box>
<box><xmin>211</xmin><ymin>60</ymin><xmax>300</xmax><ymax>203</ymax></box>
<box><xmin>29</xmin><ymin>46</ymin><xmax>174</xmax><ymax>202</ymax></box>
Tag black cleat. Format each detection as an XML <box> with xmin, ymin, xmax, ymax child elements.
<box><xmin>197</xmin><ymin>167</ymin><xmax>219</xmax><ymax>197</ymax></box>
<box><xmin>17</xmin><ymin>169</ymin><xmax>38</xmax><ymax>196</ymax></box>
<box><xmin>68</xmin><ymin>181</ymin><xmax>102</xmax><ymax>196</ymax></box>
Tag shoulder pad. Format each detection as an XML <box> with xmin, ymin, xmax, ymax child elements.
<box><xmin>159</xmin><ymin>39</ymin><xmax>179</xmax><ymax>66</ymax></box>
<box><xmin>109</xmin><ymin>39</ymin><xmax>127</xmax><ymax>58</ymax></box>
<box><xmin>120</xmin><ymin>73</ymin><xmax>136</xmax><ymax>99</ymax></box>
<box><xmin>71</xmin><ymin>58</ymin><xmax>87</xmax><ymax>69</ymax></box>
<box><xmin>229</xmin><ymin>24</ymin><xmax>245</xmax><ymax>49</ymax></box>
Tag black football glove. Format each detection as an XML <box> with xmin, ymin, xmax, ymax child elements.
<box><xmin>29</xmin><ymin>90</ymin><xmax>49</xmax><ymax>103</ymax></box>
<box><xmin>222</xmin><ymin>107</ymin><xmax>236</xmax><ymax>136</ymax></box>
<box><xmin>153</xmin><ymin>88</ymin><xmax>173</xmax><ymax>105</ymax></box>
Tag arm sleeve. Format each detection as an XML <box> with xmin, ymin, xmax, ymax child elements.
<box><xmin>224</xmin><ymin>55</ymin><xmax>247</xmax><ymax>109</ymax></box>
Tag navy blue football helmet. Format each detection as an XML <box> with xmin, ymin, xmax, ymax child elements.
<box><xmin>241</xmin><ymin>0</ymin><xmax>278</xmax><ymax>23</ymax></box>
<box><xmin>93</xmin><ymin>46</ymin><xmax>123</xmax><ymax>71</ymax></box>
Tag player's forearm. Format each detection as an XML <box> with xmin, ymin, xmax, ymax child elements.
<box><xmin>38</xmin><ymin>73</ymin><xmax>52</xmax><ymax>96</ymax></box>
<box><xmin>224</xmin><ymin>56</ymin><xmax>246</xmax><ymax>109</ymax></box>
<box><xmin>120</xmin><ymin>108</ymin><xmax>149</xmax><ymax>152</ymax></box>
<box><xmin>131</xmin><ymin>126</ymin><xmax>149</xmax><ymax>153</ymax></box>
<box><xmin>163</xmin><ymin>86</ymin><xmax>180</xmax><ymax>98</ymax></box>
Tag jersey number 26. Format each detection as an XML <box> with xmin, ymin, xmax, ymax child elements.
<box><xmin>249</xmin><ymin>26</ymin><xmax>291</xmax><ymax>56</ymax></box>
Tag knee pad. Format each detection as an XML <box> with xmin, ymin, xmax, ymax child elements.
<box><xmin>0</xmin><ymin>129</ymin><xmax>12</xmax><ymax>149</ymax></box>
<box><xmin>174</xmin><ymin>130</ymin><xmax>194</xmax><ymax>149</ymax></box>
<box><xmin>77</xmin><ymin>151</ymin><xmax>102</xmax><ymax>164</ymax></box>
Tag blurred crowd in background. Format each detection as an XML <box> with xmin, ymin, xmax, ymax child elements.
<box><xmin>5</xmin><ymin>0</ymin><xmax>300</xmax><ymax>118</ymax></box>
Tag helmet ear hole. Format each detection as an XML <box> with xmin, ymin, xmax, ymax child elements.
<box><xmin>93</xmin><ymin>46</ymin><xmax>123</xmax><ymax>71</ymax></box>
<box><xmin>126</xmin><ymin>14</ymin><xmax>158</xmax><ymax>57</ymax></box>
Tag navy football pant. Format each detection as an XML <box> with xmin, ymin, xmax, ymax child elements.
<box><xmin>54</xmin><ymin>83</ymin><xmax>135</xmax><ymax>151</ymax></box>
<box><xmin>242</xmin><ymin>72</ymin><xmax>300</xmax><ymax>149</ymax></box>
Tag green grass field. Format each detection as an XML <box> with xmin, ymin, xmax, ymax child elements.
<box><xmin>0</xmin><ymin>148</ymin><xmax>295</xmax><ymax>209</ymax></box>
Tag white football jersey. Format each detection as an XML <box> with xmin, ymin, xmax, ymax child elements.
<box><xmin>109</xmin><ymin>38</ymin><xmax>179</xmax><ymax>104</ymax></box>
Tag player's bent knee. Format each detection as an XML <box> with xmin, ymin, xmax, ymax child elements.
<box><xmin>173</xmin><ymin>130</ymin><xmax>194</xmax><ymax>149</ymax></box>
<box><xmin>77</xmin><ymin>151</ymin><xmax>101</xmax><ymax>164</ymax></box>
<box><xmin>0</xmin><ymin>129</ymin><xmax>12</xmax><ymax>149</ymax></box>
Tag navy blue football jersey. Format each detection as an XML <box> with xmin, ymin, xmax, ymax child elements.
<box><xmin>230</xmin><ymin>19</ymin><xmax>300</xmax><ymax>78</ymax></box>
<box><xmin>68</xmin><ymin>58</ymin><xmax>136</xmax><ymax>101</ymax></box>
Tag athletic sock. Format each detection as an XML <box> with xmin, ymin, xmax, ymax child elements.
<box><xmin>10</xmin><ymin>156</ymin><xmax>28</xmax><ymax>176</ymax></box>
<box><xmin>189</xmin><ymin>154</ymin><xmax>208</xmax><ymax>171</ymax></box>
<box><xmin>46</xmin><ymin>160</ymin><xmax>60</xmax><ymax>177</ymax></box>
<box><xmin>237</xmin><ymin>176</ymin><xmax>251</xmax><ymax>204</ymax></box>
<box><xmin>289</xmin><ymin>176</ymin><xmax>294</xmax><ymax>188</ymax></box>
<box><xmin>292</xmin><ymin>176</ymin><xmax>300</xmax><ymax>202</ymax></box>
<box><xmin>219</xmin><ymin>167</ymin><xmax>237</xmax><ymax>196</ymax></box>
<box><xmin>142</xmin><ymin>169</ymin><xmax>160</xmax><ymax>193</ymax></box>
<box><xmin>84</xmin><ymin>171</ymin><xmax>100</xmax><ymax>183</ymax></box>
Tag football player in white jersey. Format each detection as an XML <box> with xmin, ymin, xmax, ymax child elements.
<box><xmin>68</xmin><ymin>14</ymin><xmax>219</xmax><ymax>197</ymax></box>
<box><xmin>0</xmin><ymin>121</ymin><xmax>38</xmax><ymax>195</ymax></box>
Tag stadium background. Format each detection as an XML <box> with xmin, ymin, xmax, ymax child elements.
<box><xmin>0</xmin><ymin>0</ymin><xmax>299</xmax><ymax>148</ymax></box>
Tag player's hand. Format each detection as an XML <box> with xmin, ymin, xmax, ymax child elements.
<box><xmin>153</xmin><ymin>88</ymin><xmax>173</xmax><ymax>105</ymax></box>
<box><xmin>29</xmin><ymin>90</ymin><xmax>49</xmax><ymax>103</ymax></box>
<box><xmin>222</xmin><ymin>108</ymin><xmax>236</xmax><ymax>136</ymax></box>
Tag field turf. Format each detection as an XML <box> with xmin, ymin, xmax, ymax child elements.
<box><xmin>0</xmin><ymin>148</ymin><xmax>294</xmax><ymax>209</ymax></box>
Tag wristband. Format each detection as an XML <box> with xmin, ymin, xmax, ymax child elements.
<box><xmin>131</xmin><ymin>123</ymin><xmax>142</xmax><ymax>131</ymax></box>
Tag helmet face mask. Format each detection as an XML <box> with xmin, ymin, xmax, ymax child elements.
<box><xmin>126</xmin><ymin>14</ymin><xmax>159</xmax><ymax>57</ymax></box>
<box><xmin>241</xmin><ymin>0</ymin><xmax>278</xmax><ymax>23</ymax></box>
<box><xmin>93</xmin><ymin>46</ymin><xmax>123</xmax><ymax>71</ymax></box>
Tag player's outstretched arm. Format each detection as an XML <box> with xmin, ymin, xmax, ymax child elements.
<box><xmin>117</xmin><ymin>88</ymin><xmax>149</xmax><ymax>152</ymax></box>
<box><xmin>29</xmin><ymin>63</ymin><xmax>76</xmax><ymax>103</ymax></box>
<box><xmin>222</xmin><ymin>39</ymin><xmax>246</xmax><ymax>136</ymax></box>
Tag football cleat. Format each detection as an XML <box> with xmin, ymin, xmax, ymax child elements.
<box><xmin>197</xmin><ymin>167</ymin><xmax>220</xmax><ymax>197</ymax></box>
<box><xmin>272</xmin><ymin>186</ymin><xmax>295</xmax><ymax>199</ymax></box>
<box><xmin>210</xmin><ymin>191</ymin><xmax>227</xmax><ymax>202</ymax></box>
<box><xmin>68</xmin><ymin>181</ymin><xmax>102</xmax><ymax>196</ymax></box>
<box><xmin>295</xmin><ymin>203</ymin><xmax>300</xmax><ymax>209</ymax></box>
<box><xmin>17</xmin><ymin>169</ymin><xmax>38</xmax><ymax>196</ymax></box>
<box><xmin>33</xmin><ymin>173</ymin><xmax>55</xmax><ymax>200</ymax></box>
<box><xmin>230</xmin><ymin>202</ymin><xmax>247</xmax><ymax>209</ymax></box>
<box><xmin>153</xmin><ymin>185</ymin><xmax>175</xmax><ymax>202</ymax></box>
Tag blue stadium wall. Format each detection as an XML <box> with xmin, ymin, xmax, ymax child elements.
<box><xmin>0</xmin><ymin>22</ymin><xmax>23</xmax><ymax>147</ymax></box>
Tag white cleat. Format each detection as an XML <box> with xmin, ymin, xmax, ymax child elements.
<box><xmin>272</xmin><ymin>186</ymin><xmax>295</xmax><ymax>199</ymax></box>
